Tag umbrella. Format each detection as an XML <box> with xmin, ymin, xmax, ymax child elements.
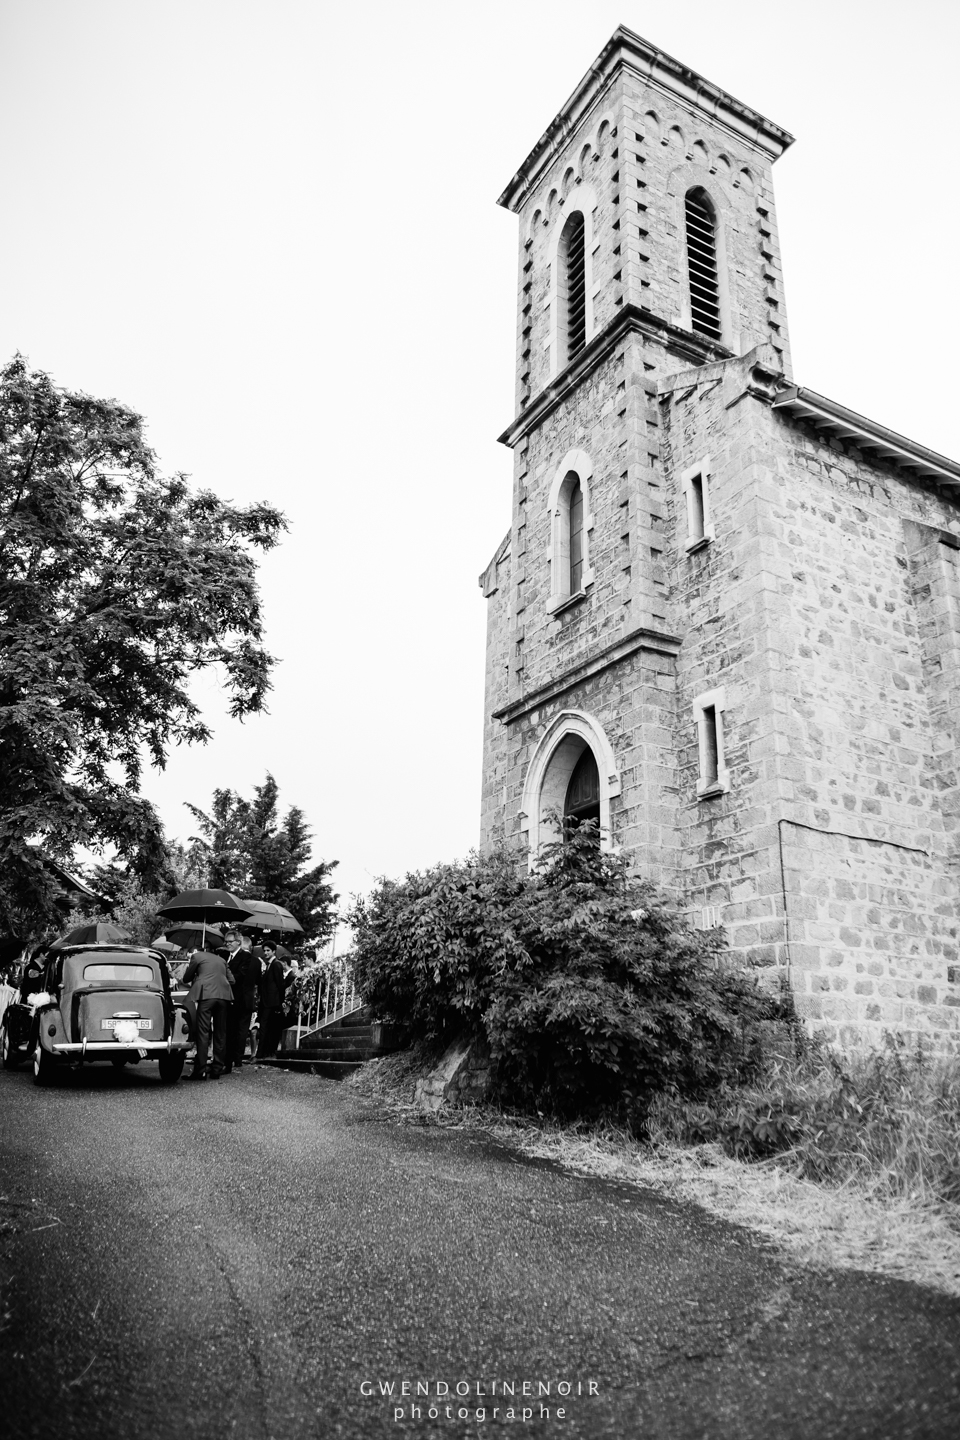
<box><xmin>156</xmin><ymin>889</ymin><xmax>252</xmax><ymax>947</ymax></box>
<box><xmin>50</xmin><ymin>921</ymin><xmax>132</xmax><ymax>948</ymax></box>
<box><xmin>238</xmin><ymin>899</ymin><xmax>304</xmax><ymax>935</ymax></box>
<box><xmin>157</xmin><ymin>926</ymin><xmax>226</xmax><ymax>951</ymax></box>
<box><xmin>149</xmin><ymin>938</ymin><xmax>179</xmax><ymax>954</ymax></box>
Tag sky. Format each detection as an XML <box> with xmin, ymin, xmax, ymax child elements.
<box><xmin>1</xmin><ymin>0</ymin><xmax>958</xmax><ymax>917</ymax></box>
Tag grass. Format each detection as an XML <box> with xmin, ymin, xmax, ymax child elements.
<box><xmin>347</xmin><ymin>1036</ymin><xmax>960</xmax><ymax>1297</ymax></box>
<box><xmin>648</xmin><ymin>1035</ymin><xmax>960</xmax><ymax>1207</ymax></box>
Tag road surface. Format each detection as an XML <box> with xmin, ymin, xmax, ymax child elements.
<box><xmin>0</xmin><ymin>1061</ymin><xmax>958</xmax><ymax>1439</ymax></box>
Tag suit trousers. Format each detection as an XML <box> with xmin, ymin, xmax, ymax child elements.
<box><xmin>227</xmin><ymin>1006</ymin><xmax>255</xmax><ymax>1065</ymax></box>
<box><xmin>194</xmin><ymin>998</ymin><xmax>229</xmax><ymax>1076</ymax></box>
<box><xmin>256</xmin><ymin>1006</ymin><xmax>285</xmax><ymax>1059</ymax></box>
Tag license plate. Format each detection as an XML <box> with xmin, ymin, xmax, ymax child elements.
<box><xmin>100</xmin><ymin>1018</ymin><xmax>152</xmax><ymax>1030</ymax></box>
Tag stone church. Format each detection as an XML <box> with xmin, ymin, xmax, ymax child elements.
<box><xmin>479</xmin><ymin>26</ymin><xmax>960</xmax><ymax>1052</ymax></box>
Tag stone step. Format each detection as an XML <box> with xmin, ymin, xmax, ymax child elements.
<box><xmin>292</xmin><ymin>1044</ymin><xmax>385</xmax><ymax>1063</ymax></box>
<box><xmin>301</xmin><ymin>1030</ymin><xmax>377</xmax><ymax>1051</ymax></box>
<box><xmin>257</xmin><ymin>1056</ymin><xmax>364</xmax><ymax>1079</ymax></box>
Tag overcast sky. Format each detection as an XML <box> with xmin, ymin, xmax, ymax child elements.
<box><xmin>1</xmin><ymin>0</ymin><xmax>957</xmax><ymax>915</ymax></box>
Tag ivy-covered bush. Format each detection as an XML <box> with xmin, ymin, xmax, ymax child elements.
<box><xmin>349</xmin><ymin>826</ymin><xmax>780</xmax><ymax>1122</ymax></box>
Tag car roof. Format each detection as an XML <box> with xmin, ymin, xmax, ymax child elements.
<box><xmin>54</xmin><ymin>943</ymin><xmax>156</xmax><ymax>956</ymax></box>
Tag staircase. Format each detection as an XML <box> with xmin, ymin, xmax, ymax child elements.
<box><xmin>274</xmin><ymin>1006</ymin><xmax>405</xmax><ymax>1079</ymax></box>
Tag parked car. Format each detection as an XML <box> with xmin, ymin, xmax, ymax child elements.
<box><xmin>1</xmin><ymin>944</ymin><xmax>193</xmax><ymax>1086</ymax></box>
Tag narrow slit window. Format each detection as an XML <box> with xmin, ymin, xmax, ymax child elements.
<box><xmin>685</xmin><ymin>190</ymin><xmax>721</xmax><ymax>340</ymax></box>
<box><xmin>694</xmin><ymin>687</ymin><xmax>729</xmax><ymax>797</ymax></box>
<box><xmin>569</xmin><ymin>480</ymin><xmax>584</xmax><ymax>593</ymax></box>
<box><xmin>689</xmin><ymin>473</ymin><xmax>705</xmax><ymax>541</ymax></box>
<box><xmin>701</xmin><ymin>706</ymin><xmax>718</xmax><ymax>787</ymax></box>
<box><xmin>683</xmin><ymin>460</ymin><xmax>713</xmax><ymax>550</ymax></box>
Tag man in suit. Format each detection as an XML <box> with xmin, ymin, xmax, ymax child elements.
<box><xmin>256</xmin><ymin>941</ymin><xmax>288</xmax><ymax>1060</ymax></box>
<box><xmin>222</xmin><ymin>929</ymin><xmax>261</xmax><ymax>1073</ymax></box>
<box><xmin>182</xmin><ymin>945</ymin><xmax>234</xmax><ymax>1080</ymax></box>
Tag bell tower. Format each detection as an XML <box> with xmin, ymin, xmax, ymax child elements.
<box><xmin>497</xmin><ymin>26</ymin><xmax>794</xmax><ymax>413</ymax></box>
<box><xmin>480</xmin><ymin>27</ymin><xmax>795</xmax><ymax>867</ymax></box>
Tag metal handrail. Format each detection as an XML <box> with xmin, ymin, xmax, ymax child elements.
<box><xmin>284</xmin><ymin>960</ymin><xmax>361</xmax><ymax>1050</ymax></box>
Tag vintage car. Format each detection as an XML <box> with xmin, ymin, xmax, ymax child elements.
<box><xmin>1</xmin><ymin>944</ymin><xmax>193</xmax><ymax>1085</ymax></box>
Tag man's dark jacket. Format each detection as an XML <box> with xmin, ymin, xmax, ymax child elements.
<box><xmin>224</xmin><ymin>949</ymin><xmax>262</xmax><ymax>1010</ymax></box>
<box><xmin>259</xmin><ymin>958</ymin><xmax>287</xmax><ymax>1011</ymax></box>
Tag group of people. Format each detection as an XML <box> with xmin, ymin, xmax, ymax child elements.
<box><xmin>181</xmin><ymin>929</ymin><xmax>294</xmax><ymax>1081</ymax></box>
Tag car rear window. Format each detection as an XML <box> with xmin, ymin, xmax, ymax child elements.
<box><xmin>82</xmin><ymin>963</ymin><xmax>154</xmax><ymax>983</ymax></box>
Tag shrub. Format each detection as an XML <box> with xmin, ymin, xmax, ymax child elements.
<box><xmin>349</xmin><ymin>825</ymin><xmax>780</xmax><ymax>1123</ymax></box>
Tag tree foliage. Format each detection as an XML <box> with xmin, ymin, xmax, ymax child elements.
<box><xmin>0</xmin><ymin>355</ymin><xmax>286</xmax><ymax>934</ymax></box>
<box><xmin>349</xmin><ymin>825</ymin><xmax>781</xmax><ymax>1122</ymax></box>
<box><xmin>186</xmin><ymin>773</ymin><xmax>338</xmax><ymax>943</ymax></box>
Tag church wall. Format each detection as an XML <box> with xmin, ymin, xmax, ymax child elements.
<box><xmin>659</xmin><ymin>359</ymin><xmax>960</xmax><ymax>1050</ymax></box>
<box><xmin>754</xmin><ymin>403</ymin><xmax>960</xmax><ymax>1049</ymax></box>
<box><xmin>659</xmin><ymin>352</ymin><xmax>794</xmax><ymax>981</ymax></box>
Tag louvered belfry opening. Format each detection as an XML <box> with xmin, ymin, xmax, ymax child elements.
<box><xmin>561</xmin><ymin>210</ymin><xmax>587</xmax><ymax>360</ymax></box>
<box><xmin>685</xmin><ymin>189</ymin><xmax>721</xmax><ymax>341</ymax></box>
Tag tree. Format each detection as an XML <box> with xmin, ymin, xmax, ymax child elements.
<box><xmin>0</xmin><ymin>354</ymin><xmax>286</xmax><ymax>937</ymax></box>
<box><xmin>186</xmin><ymin>773</ymin><xmax>338</xmax><ymax>943</ymax></box>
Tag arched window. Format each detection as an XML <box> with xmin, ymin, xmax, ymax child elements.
<box><xmin>552</xmin><ymin>469</ymin><xmax>587</xmax><ymax>604</ymax></box>
<box><xmin>685</xmin><ymin>188</ymin><xmax>721</xmax><ymax>341</ymax></box>
<box><xmin>546</xmin><ymin>449</ymin><xmax>594</xmax><ymax>614</ymax></box>
<box><xmin>558</xmin><ymin>210</ymin><xmax>586</xmax><ymax>365</ymax></box>
<box><xmin>569</xmin><ymin>478</ymin><xmax>584</xmax><ymax>594</ymax></box>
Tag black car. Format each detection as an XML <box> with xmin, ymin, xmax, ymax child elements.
<box><xmin>1</xmin><ymin>944</ymin><xmax>193</xmax><ymax>1085</ymax></box>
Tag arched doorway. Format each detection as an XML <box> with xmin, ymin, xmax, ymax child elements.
<box><xmin>563</xmin><ymin>746</ymin><xmax>600</xmax><ymax>835</ymax></box>
<box><xmin>520</xmin><ymin>711</ymin><xmax>619</xmax><ymax>859</ymax></box>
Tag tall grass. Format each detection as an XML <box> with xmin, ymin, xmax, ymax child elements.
<box><xmin>646</xmin><ymin>1036</ymin><xmax>960</xmax><ymax>1208</ymax></box>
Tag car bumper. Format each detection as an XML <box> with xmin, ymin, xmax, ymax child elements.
<box><xmin>51</xmin><ymin>1040</ymin><xmax>192</xmax><ymax>1055</ymax></box>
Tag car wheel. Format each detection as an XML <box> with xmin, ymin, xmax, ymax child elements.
<box><xmin>1</xmin><ymin>1020</ymin><xmax>20</xmax><ymax>1071</ymax></box>
<box><xmin>158</xmin><ymin>1051</ymin><xmax>186</xmax><ymax>1085</ymax></box>
<box><xmin>33</xmin><ymin>1043</ymin><xmax>57</xmax><ymax>1088</ymax></box>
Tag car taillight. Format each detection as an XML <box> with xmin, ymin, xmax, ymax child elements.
<box><xmin>47</xmin><ymin>1025</ymin><xmax>57</xmax><ymax>1036</ymax></box>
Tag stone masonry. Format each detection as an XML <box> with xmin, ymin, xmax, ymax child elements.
<box><xmin>479</xmin><ymin>28</ymin><xmax>960</xmax><ymax>1052</ymax></box>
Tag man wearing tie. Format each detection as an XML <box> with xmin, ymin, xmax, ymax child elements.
<box><xmin>222</xmin><ymin>928</ymin><xmax>261</xmax><ymax>1073</ymax></box>
<box><xmin>256</xmin><ymin>941</ymin><xmax>288</xmax><ymax>1060</ymax></box>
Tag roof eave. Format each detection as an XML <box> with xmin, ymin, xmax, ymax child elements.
<box><xmin>773</xmin><ymin>386</ymin><xmax>960</xmax><ymax>490</ymax></box>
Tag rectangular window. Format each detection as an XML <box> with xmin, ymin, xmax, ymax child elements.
<box><xmin>693</xmin><ymin>687</ymin><xmax>729</xmax><ymax>797</ymax></box>
<box><xmin>682</xmin><ymin>459</ymin><xmax>714</xmax><ymax>551</ymax></box>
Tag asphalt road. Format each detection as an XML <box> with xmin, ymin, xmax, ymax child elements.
<box><xmin>0</xmin><ymin>1062</ymin><xmax>958</xmax><ymax>1440</ymax></box>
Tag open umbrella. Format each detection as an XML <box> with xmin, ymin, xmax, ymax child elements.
<box><xmin>157</xmin><ymin>925</ymin><xmax>225</xmax><ymax>951</ymax></box>
<box><xmin>50</xmin><ymin>921</ymin><xmax>132</xmax><ymax>948</ymax></box>
<box><xmin>149</xmin><ymin>938</ymin><xmax>180</xmax><ymax>954</ymax></box>
<box><xmin>156</xmin><ymin>889</ymin><xmax>252</xmax><ymax>947</ymax></box>
<box><xmin>238</xmin><ymin>899</ymin><xmax>304</xmax><ymax>935</ymax></box>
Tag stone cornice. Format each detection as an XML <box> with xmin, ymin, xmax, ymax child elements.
<box><xmin>498</xmin><ymin>304</ymin><xmax>732</xmax><ymax>449</ymax></box>
<box><xmin>492</xmin><ymin>624</ymin><xmax>681</xmax><ymax>724</ymax></box>
<box><xmin>498</xmin><ymin>26</ymin><xmax>794</xmax><ymax>213</ymax></box>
